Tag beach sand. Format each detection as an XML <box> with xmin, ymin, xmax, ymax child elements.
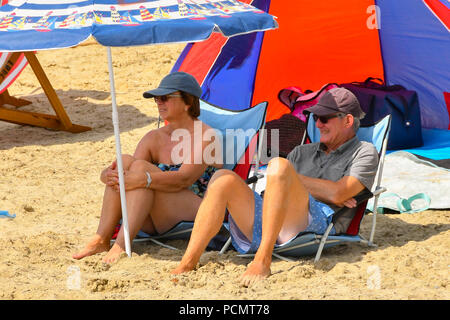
<box><xmin>0</xmin><ymin>41</ymin><xmax>449</xmax><ymax>300</ymax></box>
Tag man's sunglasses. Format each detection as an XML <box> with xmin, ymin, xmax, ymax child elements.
<box><xmin>312</xmin><ymin>112</ymin><xmax>346</xmax><ymax>124</ymax></box>
<box><xmin>154</xmin><ymin>94</ymin><xmax>182</xmax><ymax>103</ymax></box>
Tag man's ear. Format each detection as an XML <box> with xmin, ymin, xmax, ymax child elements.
<box><xmin>346</xmin><ymin>114</ymin><xmax>354</xmax><ymax>128</ymax></box>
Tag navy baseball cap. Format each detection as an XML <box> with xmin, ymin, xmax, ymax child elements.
<box><xmin>303</xmin><ymin>87</ymin><xmax>365</xmax><ymax>119</ymax></box>
<box><xmin>143</xmin><ymin>72</ymin><xmax>202</xmax><ymax>98</ymax></box>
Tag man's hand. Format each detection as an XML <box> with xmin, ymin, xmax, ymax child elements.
<box><xmin>339</xmin><ymin>197</ymin><xmax>357</xmax><ymax>208</ymax></box>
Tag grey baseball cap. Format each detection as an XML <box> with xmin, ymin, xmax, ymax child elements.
<box><xmin>303</xmin><ymin>87</ymin><xmax>365</xmax><ymax>119</ymax></box>
<box><xmin>143</xmin><ymin>72</ymin><xmax>202</xmax><ymax>98</ymax></box>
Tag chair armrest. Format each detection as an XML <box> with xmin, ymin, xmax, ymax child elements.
<box><xmin>372</xmin><ymin>186</ymin><xmax>387</xmax><ymax>197</ymax></box>
<box><xmin>353</xmin><ymin>188</ymin><xmax>374</xmax><ymax>205</ymax></box>
<box><xmin>245</xmin><ymin>173</ymin><xmax>264</xmax><ymax>185</ymax></box>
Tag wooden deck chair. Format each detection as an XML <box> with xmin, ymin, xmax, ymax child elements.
<box><xmin>0</xmin><ymin>51</ymin><xmax>90</xmax><ymax>133</ymax></box>
<box><xmin>112</xmin><ymin>99</ymin><xmax>268</xmax><ymax>250</ymax></box>
<box><xmin>224</xmin><ymin>114</ymin><xmax>391</xmax><ymax>262</ymax></box>
<box><xmin>0</xmin><ymin>52</ymin><xmax>30</xmax><ymax>107</ymax></box>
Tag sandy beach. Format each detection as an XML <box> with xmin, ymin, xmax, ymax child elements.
<box><xmin>0</xmin><ymin>41</ymin><xmax>449</xmax><ymax>300</ymax></box>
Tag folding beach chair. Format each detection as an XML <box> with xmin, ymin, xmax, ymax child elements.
<box><xmin>223</xmin><ymin>114</ymin><xmax>391</xmax><ymax>262</ymax></box>
<box><xmin>271</xmin><ymin>114</ymin><xmax>392</xmax><ymax>262</ymax></box>
<box><xmin>112</xmin><ymin>99</ymin><xmax>268</xmax><ymax>250</ymax></box>
<box><xmin>0</xmin><ymin>51</ymin><xmax>90</xmax><ymax>133</ymax></box>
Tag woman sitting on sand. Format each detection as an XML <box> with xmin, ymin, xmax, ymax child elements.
<box><xmin>73</xmin><ymin>72</ymin><xmax>222</xmax><ymax>263</ymax></box>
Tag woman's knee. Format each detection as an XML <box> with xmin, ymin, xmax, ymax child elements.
<box><xmin>128</xmin><ymin>159</ymin><xmax>158</xmax><ymax>173</ymax></box>
<box><xmin>118</xmin><ymin>154</ymin><xmax>136</xmax><ymax>170</ymax></box>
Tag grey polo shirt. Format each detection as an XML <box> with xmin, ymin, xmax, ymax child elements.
<box><xmin>286</xmin><ymin>136</ymin><xmax>379</xmax><ymax>233</ymax></box>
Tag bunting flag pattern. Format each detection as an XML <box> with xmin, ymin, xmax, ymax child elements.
<box><xmin>0</xmin><ymin>0</ymin><xmax>277</xmax><ymax>51</ymax></box>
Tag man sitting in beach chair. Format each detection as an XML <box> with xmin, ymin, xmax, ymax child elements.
<box><xmin>171</xmin><ymin>88</ymin><xmax>379</xmax><ymax>286</ymax></box>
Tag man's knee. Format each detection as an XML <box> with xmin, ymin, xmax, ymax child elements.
<box><xmin>207</xmin><ymin>169</ymin><xmax>240</xmax><ymax>193</ymax></box>
<box><xmin>267</xmin><ymin>157</ymin><xmax>294</xmax><ymax>181</ymax></box>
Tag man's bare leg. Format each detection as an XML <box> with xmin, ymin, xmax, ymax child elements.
<box><xmin>240</xmin><ymin>158</ymin><xmax>309</xmax><ymax>287</ymax></box>
<box><xmin>172</xmin><ymin>170</ymin><xmax>255</xmax><ymax>274</ymax></box>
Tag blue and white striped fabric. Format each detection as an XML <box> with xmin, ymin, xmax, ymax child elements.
<box><xmin>0</xmin><ymin>0</ymin><xmax>277</xmax><ymax>51</ymax></box>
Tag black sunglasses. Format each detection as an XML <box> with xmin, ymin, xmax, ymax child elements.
<box><xmin>312</xmin><ymin>113</ymin><xmax>346</xmax><ymax>124</ymax></box>
<box><xmin>154</xmin><ymin>94</ymin><xmax>182</xmax><ymax>103</ymax></box>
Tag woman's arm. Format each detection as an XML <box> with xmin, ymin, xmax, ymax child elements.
<box><xmin>145</xmin><ymin>163</ymin><xmax>209</xmax><ymax>192</ymax></box>
<box><xmin>139</xmin><ymin>122</ymin><xmax>222</xmax><ymax>192</ymax></box>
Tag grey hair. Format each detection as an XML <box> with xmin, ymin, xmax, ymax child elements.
<box><xmin>352</xmin><ymin>117</ymin><xmax>360</xmax><ymax>133</ymax></box>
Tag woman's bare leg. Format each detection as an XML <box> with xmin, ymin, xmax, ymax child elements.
<box><xmin>72</xmin><ymin>155</ymin><xmax>138</xmax><ymax>260</ymax></box>
<box><xmin>103</xmin><ymin>160</ymin><xmax>204</xmax><ymax>263</ymax></box>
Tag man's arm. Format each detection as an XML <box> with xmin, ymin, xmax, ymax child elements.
<box><xmin>297</xmin><ymin>174</ymin><xmax>365</xmax><ymax>207</ymax></box>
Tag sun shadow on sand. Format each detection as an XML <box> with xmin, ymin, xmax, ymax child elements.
<box><xmin>0</xmin><ymin>89</ymin><xmax>158</xmax><ymax>150</ymax></box>
<box><xmin>311</xmin><ymin>212</ymin><xmax>450</xmax><ymax>270</ymax></box>
<box><xmin>127</xmin><ymin>212</ymin><xmax>450</xmax><ymax>270</ymax></box>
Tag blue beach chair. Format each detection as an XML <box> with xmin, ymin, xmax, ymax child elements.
<box><xmin>227</xmin><ymin>114</ymin><xmax>391</xmax><ymax>262</ymax></box>
<box><xmin>274</xmin><ymin>114</ymin><xmax>391</xmax><ymax>262</ymax></box>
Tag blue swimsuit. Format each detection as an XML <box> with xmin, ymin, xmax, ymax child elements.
<box><xmin>156</xmin><ymin>163</ymin><xmax>217</xmax><ymax>198</ymax></box>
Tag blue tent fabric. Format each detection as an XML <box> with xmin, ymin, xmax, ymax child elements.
<box><xmin>396</xmin><ymin>128</ymin><xmax>450</xmax><ymax>161</ymax></box>
<box><xmin>171</xmin><ymin>0</ymin><xmax>269</xmax><ymax>111</ymax></box>
<box><xmin>377</xmin><ymin>0</ymin><xmax>450</xmax><ymax>130</ymax></box>
<box><xmin>387</xmin><ymin>128</ymin><xmax>450</xmax><ymax>169</ymax></box>
<box><xmin>0</xmin><ymin>0</ymin><xmax>277</xmax><ymax>51</ymax></box>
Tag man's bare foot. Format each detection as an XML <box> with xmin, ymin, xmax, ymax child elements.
<box><xmin>102</xmin><ymin>243</ymin><xmax>125</xmax><ymax>264</ymax></box>
<box><xmin>72</xmin><ymin>235</ymin><xmax>110</xmax><ymax>260</ymax></box>
<box><xmin>171</xmin><ymin>263</ymin><xmax>196</xmax><ymax>275</ymax></box>
<box><xmin>240</xmin><ymin>261</ymin><xmax>271</xmax><ymax>287</ymax></box>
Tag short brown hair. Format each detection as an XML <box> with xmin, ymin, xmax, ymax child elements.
<box><xmin>180</xmin><ymin>91</ymin><xmax>200</xmax><ymax>119</ymax></box>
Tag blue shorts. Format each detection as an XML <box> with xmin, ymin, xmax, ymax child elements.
<box><xmin>227</xmin><ymin>191</ymin><xmax>263</xmax><ymax>254</ymax></box>
<box><xmin>228</xmin><ymin>193</ymin><xmax>336</xmax><ymax>254</ymax></box>
<box><xmin>303</xmin><ymin>195</ymin><xmax>337</xmax><ymax>235</ymax></box>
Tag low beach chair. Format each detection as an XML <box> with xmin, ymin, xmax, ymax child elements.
<box><xmin>222</xmin><ymin>114</ymin><xmax>391</xmax><ymax>262</ymax></box>
<box><xmin>112</xmin><ymin>99</ymin><xmax>268</xmax><ymax>250</ymax></box>
<box><xmin>0</xmin><ymin>51</ymin><xmax>90</xmax><ymax>133</ymax></box>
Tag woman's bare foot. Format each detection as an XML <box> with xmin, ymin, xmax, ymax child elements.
<box><xmin>240</xmin><ymin>260</ymin><xmax>271</xmax><ymax>287</ymax></box>
<box><xmin>102</xmin><ymin>242</ymin><xmax>125</xmax><ymax>264</ymax></box>
<box><xmin>72</xmin><ymin>234</ymin><xmax>110</xmax><ymax>260</ymax></box>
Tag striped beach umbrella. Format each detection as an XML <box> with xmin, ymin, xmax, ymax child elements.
<box><xmin>0</xmin><ymin>0</ymin><xmax>277</xmax><ymax>258</ymax></box>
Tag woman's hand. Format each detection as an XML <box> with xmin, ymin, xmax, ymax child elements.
<box><xmin>100</xmin><ymin>160</ymin><xmax>117</xmax><ymax>185</ymax></box>
<box><xmin>106</xmin><ymin>169</ymin><xmax>146</xmax><ymax>193</ymax></box>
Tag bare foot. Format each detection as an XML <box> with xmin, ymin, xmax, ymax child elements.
<box><xmin>240</xmin><ymin>261</ymin><xmax>271</xmax><ymax>287</ymax></box>
<box><xmin>72</xmin><ymin>235</ymin><xmax>110</xmax><ymax>260</ymax></box>
<box><xmin>102</xmin><ymin>243</ymin><xmax>125</xmax><ymax>264</ymax></box>
<box><xmin>171</xmin><ymin>263</ymin><xmax>196</xmax><ymax>275</ymax></box>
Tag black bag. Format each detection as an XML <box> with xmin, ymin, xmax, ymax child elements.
<box><xmin>341</xmin><ymin>78</ymin><xmax>423</xmax><ymax>150</ymax></box>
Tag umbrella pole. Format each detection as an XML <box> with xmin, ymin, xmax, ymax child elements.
<box><xmin>106</xmin><ymin>47</ymin><xmax>132</xmax><ymax>258</ymax></box>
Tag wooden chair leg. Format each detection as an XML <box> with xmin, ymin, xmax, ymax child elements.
<box><xmin>0</xmin><ymin>52</ymin><xmax>91</xmax><ymax>133</ymax></box>
<box><xmin>0</xmin><ymin>89</ymin><xmax>32</xmax><ymax>108</ymax></box>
